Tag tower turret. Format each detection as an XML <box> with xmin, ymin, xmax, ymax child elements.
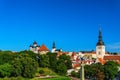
<box><xmin>33</xmin><ymin>41</ymin><xmax>38</xmax><ymax>47</ymax></box>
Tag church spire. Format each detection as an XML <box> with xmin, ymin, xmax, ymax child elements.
<box><xmin>98</xmin><ymin>27</ymin><xmax>102</xmax><ymax>42</ymax></box>
<box><xmin>96</xmin><ymin>27</ymin><xmax>104</xmax><ymax>46</ymax></box>
<box><xmin>52</xmin><ymin>41</ymin><xmax>56</xmax><ymax>49</ymax></box>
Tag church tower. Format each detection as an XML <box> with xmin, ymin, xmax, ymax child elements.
<box><xmin>96</xmin><ymin>28</ymin><xmax>105</xmax><ymax>59</ymax></box>
<box><xmin>52</xmin><ymin>42</ymin><xmax>56</xmax><ymax>53</ymax></box>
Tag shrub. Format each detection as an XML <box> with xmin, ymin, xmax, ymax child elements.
<box><xmin>0</xmin><ymin>63</ymin><xmax>13</xmax><ymax>77</ymax></box>
<box><xmin>39</xmin><ymin>70</ymin><xmax>44</xmax><ymax>74</ymax></box>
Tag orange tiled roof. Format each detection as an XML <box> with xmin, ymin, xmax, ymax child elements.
<box><xmin>104</xmin><ymin>55</ymin><xmax>120</xmax><ymax>61</ymax></box>
<box><xmin>72</xmin><ymin>63</ymin><xmax>80</xmax><ymax>69</ymax></box>
<box><xmin>98</xmin><ymin>58</ymin><xmax>105</xmax><ymax>65</ymax></box>
<box><xmin>38</xmin><ymin>44</ymin><xmax>49</xmax><ymax>51</ymax></box>
<box><xmin>56</xmin><ymin>52</ymin><xmax>69</xmax><ymax>57</ymax></box>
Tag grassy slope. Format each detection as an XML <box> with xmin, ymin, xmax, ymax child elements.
<box><xmin>0</xmin><ymin>68</ymin><xmax>71</xmax><ymax>80</ymax></box>
<box><xmin>36</xmin><ymin>68</ymin><xmax>58</xmax><ymax>76</ymax></box>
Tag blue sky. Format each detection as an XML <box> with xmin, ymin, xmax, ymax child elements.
<box><xmin>0</xmin><ymin>0</ymin><xmax>120</xmax><ymax>53</ymax></box>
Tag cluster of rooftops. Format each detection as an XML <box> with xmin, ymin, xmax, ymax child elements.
<box><xmin>29</xmin><ymin>28</ymin><xmax>120</xmax><ymax>69</ymax></box>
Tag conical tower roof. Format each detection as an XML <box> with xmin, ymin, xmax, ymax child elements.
<box><xmin>96</xmin><ymin>28</ymin><xmax>104</xmax><ymax>46</ymax></box>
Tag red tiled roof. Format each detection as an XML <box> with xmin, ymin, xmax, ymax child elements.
<box><xmin>72</xmin><ymin>63</ymin><xmax>80</xmax><ymax>69</ymax></box>
<box><xmin>38</xmin><ymin>44</ymin><xmax>49</xmax><ymax>51</ymax></box>
<box><xmin>104</xmin><ymin>55</ymin><xmax>120</xmax><ymax>61</ymax></box>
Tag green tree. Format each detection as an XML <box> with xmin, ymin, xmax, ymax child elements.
<box><xmin>10</xmin><ymin>58</ymin><xmax>23</xmax><ymax>77</ymax></box>
<box><xmin>93</xmin><ymin>63</ymin><xmax>104</xmax><ymax>79</ymax></box>
<box><xmin>0</xmin><ymin>63</ymin><xmax>13</xmax><ymax>77</ymax></box>
<box><xmin>0</xmin><ymin>51</ymin><xmax>17</xmax><ymax>65</ymax></box>
<box><xmin>84</xmin><ymin>65</ymin><xmax>94</xmax><ymax>79</ymax></box>
<box><xmin>56</xmin><ymin>62</ymin><xmax>67</xmax><ymax>75</ymax></box>
<box><xmin>11</xmin><ymin>54</ymin><xmax>38</xmax><ymax>78</ymax></box>
<box><xmin>59</xmin><ymin>54</ymin><xmax>72</xmax><ymax>69</ymax></box>
<box><xmin>18</xmin><ymin>50</ymin><xmax>38</xmax><ymax>61</ymax></box>
<box><xmin>84</xmin><ymin>63</ymin><xmax>104</xmax><ymax>80</ymax></box>
<box><xmin>66</xmin><ymin>59</ymin><xmax>72</xmax><ymax>69</ymax></box>
<box><xmin>104</xmin><ymin>61</ymin><xmax>119</xmax><ymax>80</ymax></box>
<box><xmin>113</xmin><ymin>52</ymin><xmax>118</xmax><ymax>55</ymax></box>
<box><xmin>39</xmin><ymin>54</ymin><xmax>50</xmax><ymax>67</ymax></box>
<box><xmin>47</xmin><ymin>52</ymin><xmax>57</xmax><ymax>71</ymax></box>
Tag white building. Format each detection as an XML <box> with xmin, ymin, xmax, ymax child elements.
<box><xmin>30</xmin><ymin>41</ymin><xmax>40</xmax><ymax>53</ymax></box>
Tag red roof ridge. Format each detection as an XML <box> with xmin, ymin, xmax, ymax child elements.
<box><xmin>38</xmin><ymin>44</ymin><xmax>49</xmax><ymax>51</ymax></box>
<box><xmin>104</xmin><ymin>55</ymin><xmax>120</xmax><ymax>61</ymax></box>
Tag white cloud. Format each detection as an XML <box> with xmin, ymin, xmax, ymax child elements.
<box><xmin>106</xmin><ymin>42</ymin><xmax>120</xmax><ymax>51</ymax></box>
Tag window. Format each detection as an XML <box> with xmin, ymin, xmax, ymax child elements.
<box><xmin>99</xmin><ymin>51</ymin><xmax>101</xmax><ymax>55</ymax></box>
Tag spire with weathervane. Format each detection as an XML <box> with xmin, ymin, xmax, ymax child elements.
<box><xmin>96</xmin><ymin>27</ymin><xmax>104</xmax><ymax>46</ymax></box>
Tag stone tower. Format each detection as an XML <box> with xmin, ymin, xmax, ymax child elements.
<box><xmin>96</xmin><ymin>28</ymin><xmax>105</xmax><ymax>59</ymax></box>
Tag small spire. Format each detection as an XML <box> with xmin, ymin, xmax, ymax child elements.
<box><xmin>52</xmin><ymin>41</ymin><xmax>56</xmax><ymax>48</ymax></box>
<box><xmin>33</xmin><ymin>41</ymin><xmax>37</xmax><ymax>44</ymax></box>
<box><xmin>30</xmin><ymin>45</ymin><xmax>33</xmax><ymax>47</ymax></box>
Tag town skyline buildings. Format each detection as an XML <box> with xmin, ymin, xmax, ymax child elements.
<box><xmin>0</xmin><ymin>0</ymin><xmax>120</xmax><ymax>53</ymax></box>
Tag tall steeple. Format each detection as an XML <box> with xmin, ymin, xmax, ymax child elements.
<box><xmin>99</xmin><ymin>27</ymin><xmax>102</xmax><ymax>41</ymax></box>
<box><xmin>96</xmin><ymin>27</ymin><xmax>105</xmax><ymax>59</ymax></box>
<box><xmin>96</xmin><ymin>28</ymin><xmax>104</xmax><ymax>46</ymax></box>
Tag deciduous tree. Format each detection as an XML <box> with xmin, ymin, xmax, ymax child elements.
<box><xmin>104</xmin><ymin>61</ymin><xmax>119</xmax><ymax>80</ymax></box>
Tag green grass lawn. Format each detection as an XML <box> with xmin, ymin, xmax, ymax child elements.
<box><xmin>33</xmin><ymin>76</ymin><xmax>70</xmax><ymax>80</ymax></box>
<box><xmin>0</xmin><ymin>76</ymin><xmax>70</xmax><ymax>80</ymax></box>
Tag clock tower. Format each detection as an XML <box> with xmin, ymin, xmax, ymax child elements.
<box><xmin>96</xmin><ymin>28</ymin><xmax>105</xmax><ymax>59</ymax></box>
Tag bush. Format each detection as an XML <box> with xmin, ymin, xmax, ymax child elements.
<box><xmin>71</xmin><ymin>71</ymin><xmax>78</xmax><ymax>77</ymax></box>
<box><xmin>39</xmin><ymin>70</ymin><xmax>44</xmax><ymax>74</ymax></box>
<box><xmin>0</xmin><ymin>63</ymin><xmax>13</xmax><ymax>77</ymax></box>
